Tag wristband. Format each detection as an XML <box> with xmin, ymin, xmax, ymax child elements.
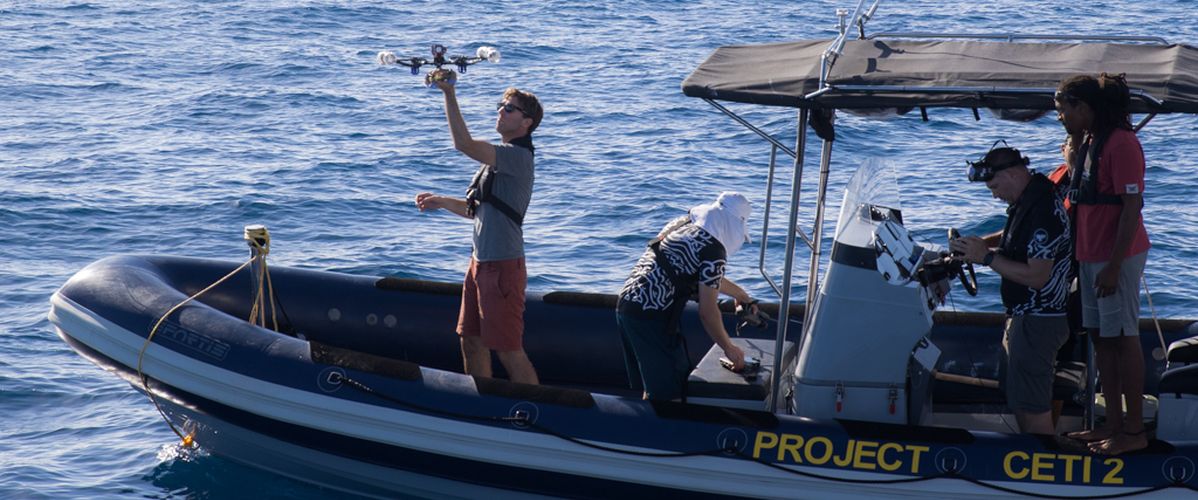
<box><xmin>982</xmin><ymin>251</ymin><xmax>996</xmax><ymax>267</ymax></box>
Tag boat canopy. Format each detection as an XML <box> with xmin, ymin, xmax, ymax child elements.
<box><xmin>681</xmin><ymin>31</ymin><xmax>1198</xmax><ymax>407</ymax></box>
<box><xmin>682</xmin><ymin>38</ymin><xmax>1198</xmax><ymax>114</ymax></box>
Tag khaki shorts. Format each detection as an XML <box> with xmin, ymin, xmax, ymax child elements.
<box><xmin>457</xmin><ymin>257</ymin><xmax>526</xmax><ymax>352</ymax></box>
<box><xmin>1078</xmin><ymin>251</ymin><xmax>1147</xmax><ymax>338</ymax></box>
<box><xmin>1003</xmin><ymin>314</ymin><xmax>1069</xmax><ymax>413</ymax></box>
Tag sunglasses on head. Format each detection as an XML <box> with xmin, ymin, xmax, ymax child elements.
<box><xmin>1054</xmin><ymin>89</ymin><xmax>1080</xmax><ymax>104</ymax></box>
<box><xmin>966</xmin><ymin>139</ymin><xmax>1027</xmax><ymax>182</ymax></box>
<box><xmin>497</xmin><ymin>101</ymin><xmax>526</xmax><ymax>115</ymax></box>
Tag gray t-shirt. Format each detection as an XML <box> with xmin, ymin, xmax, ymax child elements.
<box><xmin>472</xmin><ymin>143</ymin><xmax>534</xmax><ymax>261</ymax></box>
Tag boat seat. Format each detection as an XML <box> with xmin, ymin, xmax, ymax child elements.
<box><xmin>1159</xmin><ymin>363</ymin><xmax>1198</xmax><ymax>397</ymax></box>
<box><xmin>934</xmin><ymin>361</ymin><xmax>1085</xmax><ymax>406</ymax></box>
<box><xmin>686</xmin><ymin>337</ymin><xmax>796</xmax><ymax>410</ymax></box>
<box><xmin>1167</xmin><ymin>335</ymin><xmax>1198</xmax><ymax>366</ymax></box>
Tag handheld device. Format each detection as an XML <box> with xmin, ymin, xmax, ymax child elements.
<box><xmin>719</xmin><ymin>356</ymin><xmax>761</xmax><ymax>373</ymax></box>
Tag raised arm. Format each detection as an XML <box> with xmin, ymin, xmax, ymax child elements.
<box><xmin>433</xmin><ymin>75</ymin><xmax>497</xmax><ymax>167</ymax></box>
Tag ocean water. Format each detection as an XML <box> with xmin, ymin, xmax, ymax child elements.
<box><xmin>3</xmin><ymin>1</ymin><xmax>1198</xmax><ymax>497</ymax></box>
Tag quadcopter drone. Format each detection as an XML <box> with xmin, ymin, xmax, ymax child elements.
<box><xmin>376</xmin><ymin>44</ymin><xmax>501</xmax><ymax>84</ymax></box>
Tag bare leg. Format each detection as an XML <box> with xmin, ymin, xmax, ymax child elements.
<box><xmin>1068</xmin><ymin>333</ymin><xmax>1120</xmax><ymax>441</ymax></box>
<box><xmin>1091</xmin><ymin>335</ymin><xmax>1148</xmax><ymax>455</ymax></box>
<box><xmin>496</xmin><ymin>349</ymin><xmax>539</xmax><ymax>385</ymax></box>
<box><xmin>461</xmin><ymin>336</ymin><xmax>492</xmax><ymax>378</ymax></box>
<box><xmin>1015</xmin><ymin>410</ymin><xmax>1056</xmax><ymax>435</ymax></box>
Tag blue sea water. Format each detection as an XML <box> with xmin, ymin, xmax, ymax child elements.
<box><xmin>3</xmin><ymin>1</ymin><xmax>1198</xmax><ymax>497</ymax></box>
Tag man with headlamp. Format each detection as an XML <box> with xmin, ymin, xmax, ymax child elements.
<box><xmin>951</xmin><ymin>142</ymin><xmax>1073</xmax><ymax>434</ymax></box>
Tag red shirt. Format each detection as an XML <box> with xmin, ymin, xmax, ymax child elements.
<box><xmin>1075</xmin><ymin>128</ymin><xmax>1151</xmax><ymax>262</ymax></box>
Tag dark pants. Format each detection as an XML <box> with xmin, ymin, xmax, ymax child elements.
<box><xmin>616</xmin><ymin>312</ymin><xmax>689</xmax><ymax>401</ymax></box>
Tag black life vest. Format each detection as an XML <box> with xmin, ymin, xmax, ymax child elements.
<box><xmin>1068</xmin><ymin>133</ymin><xmax>1124</xmax><ymax>206</ymax></box>
<box><xmin>464</xmin><ymin>138</ymin><xmax>534</xmax><ymax>225</ymax></box>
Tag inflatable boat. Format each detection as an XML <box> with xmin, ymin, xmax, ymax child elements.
<box><xmin>49</xmin><ymin>2</ymin><xmax>1198</xmax><ymax>498</ymax></box>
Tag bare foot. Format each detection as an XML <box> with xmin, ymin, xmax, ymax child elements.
<box><xmin>1066</xmin><ymin>428</ymin><xmax>1116</xmax><ymax>442</ymax></box>
<box><xmin>1089</xmin><ymin>432</ymin><xmax>1148</xmax><ymax>455</ymax></box>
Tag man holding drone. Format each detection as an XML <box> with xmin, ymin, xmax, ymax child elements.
<box><xmin>413</xmin><ymin>61</ymin><xmax>544</xmax><ymax>385</ymax></box>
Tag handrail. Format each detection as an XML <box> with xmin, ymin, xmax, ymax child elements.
<box><xmin>702</xmin><ymin>98</ymin><xmax>816</xmax><ymax>253</ymax></box>
<box><xmin>702</xmin><ymin>99</ymin><xmax>797</xmax><ymax>159</ymax></box>
<box><xmin>802</xmin><ymin>137</ymin><xmax>834</xmax><ymax>331</ymax></box>
<box><xmin>867</xmin><ymin>32</ymin><xmax>1170</xmax><ymax>45</ymax></box>
<box><xmin>758</xmin><ymin>146</ymin><xmax>783</xmax><ymax>297</ymax></box>
<box><xmin>1134</xmin><ymin>113</ymin><xmax>1157</xmax><ymax>132</ymax></box>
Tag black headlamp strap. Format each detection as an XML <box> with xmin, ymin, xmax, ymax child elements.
<box><xmin>967</xmin><ymin>140</ymin><xmax>1029</xmax><ymax>181</ymax></box>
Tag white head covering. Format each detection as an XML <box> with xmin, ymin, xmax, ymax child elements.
<box><xmin>689</xmin><ymin>191</ymin><xmax>752</xmax><ymax>256</ymax></box>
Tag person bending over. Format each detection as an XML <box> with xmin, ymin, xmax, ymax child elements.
<box><xmin>615</xmin><ymin>192</ymin><xmax>758</xmax><ymax>401</ymax></box>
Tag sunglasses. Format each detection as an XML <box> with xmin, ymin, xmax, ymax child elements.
<box><xmin>497</xmin><ymin>101</ymin><xmax>526</xmax><ymax>115</ymax></box>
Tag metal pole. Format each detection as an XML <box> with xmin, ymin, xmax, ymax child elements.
<box><xmin>866</xmin><ymin>32</ymin><xmax>1169</xmax><ymax>45</ymax></box>
<box><xmin>1133</xmin><ymin>113</ymin><xmax>1156</xmax><ymax>132</ymax></box>
<box><xmin>703</xmin><ymin>99</ymin><xmax>797</xmax><ymax>159</ymax></box>
<box><xmin>769</xmin><ymin>108</ymin><xmax>809</xmax><ymax>413</ymax></box>
<box><xmin>759</xmin><ymin>145</ymin><xmax>783</xmax><ymax>297</ymax></box>
<box><xmin>1085</xmin><ymin>335</ymin><xmax>1096</xmax><ymax>430</ymax></box>
<box><xmin>803</xmin><ymin>137</ymin><xmax>834</xmax><ymax>328</ymax></box>
<box><xmin>817</xmin><ymin>0</ymin><xmax>869</xmax><ymax>91</ymax></box>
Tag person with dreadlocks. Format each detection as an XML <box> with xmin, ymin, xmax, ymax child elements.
<box><xmin>1055</xmin><ymin>73</ymin><xmax>1152</xmax><ymax>455</ymax></box>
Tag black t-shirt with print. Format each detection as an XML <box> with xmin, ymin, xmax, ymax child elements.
<box><xmin>618</xmin><ymin>216</ymin><xmax>727</xmax><ymax>317</ymax></box>
<box><xmin>998</xmin><ymin>174</ymin><xmax>1072</xmax><ymax>315</ymax></box>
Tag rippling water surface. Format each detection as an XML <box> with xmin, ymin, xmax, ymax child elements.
<box><xmin>3</xmin><ymin>1</ymin><xmax>1198</xmax><ymax>497</ymax></box>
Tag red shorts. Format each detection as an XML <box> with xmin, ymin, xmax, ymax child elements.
<box><xmin>457</xmin><ymin>257</ymin><xmax>526</xmax><ymax>352</ymax></box>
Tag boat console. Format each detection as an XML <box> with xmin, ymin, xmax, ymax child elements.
<box><xmin>793</xmin><ymin>159</ymin><xmax>963</xmax><ymax>425</ymax></box>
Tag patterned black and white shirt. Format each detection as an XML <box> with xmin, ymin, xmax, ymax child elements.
<box><xmin>618</xmin><ymin>216</ymin><xmax>726</xmax><ymax>317</ymax></box>
<box><xmin>999</xmin><ymin>174</ymin><xmax>1072</xmax><ymax>315</ymax></box>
